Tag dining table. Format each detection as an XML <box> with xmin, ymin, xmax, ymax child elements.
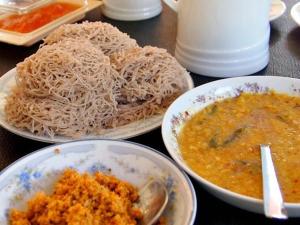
<box><xmin>0</xmin><ymin>0</ymin><xmax>299</xmax><ymax>224</ymax></box>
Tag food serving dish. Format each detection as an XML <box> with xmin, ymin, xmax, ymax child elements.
<box><xmin>0</xmin><ymin>139</ymin><xmax>197</xmax><ymax>225</ymax></box>
<box><xmin>101</xmin><ymin>0</ymin><xmax>162</xmax><ymax>21</ymax></box>
<box><xmin>291</xmin><ymin>2</ymin><xmax>300</xmax><ymax>26</ymax></box>
<box><xmin>0</xmin><ymin>68</ymin><xmax>194</xmax><ymax>143</ymax></box>
<box><xmin>162</xmin><ymin>76</ymin><xmax>300</xmax><ymax>216</ymax></box>
<box><xmin>0</xmin><ymin>0</ymin><xmax>102</xmax><ymax>46</ymax></box>
<box><xmin>270</xmin><ymin>0</ymin><xmax>286</xmax><ymax>21</ymax></box>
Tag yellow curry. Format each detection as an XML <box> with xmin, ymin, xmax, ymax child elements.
<box><xmin>178</xmin><ymin>92</ymin><xmax>300</xmax><ymax>202</ymax></box>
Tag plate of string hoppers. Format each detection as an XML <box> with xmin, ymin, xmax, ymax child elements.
<box><xmin>0</xmin><ymin>21</ymin><xmax>194</xmax><ymax>143</ymax></box>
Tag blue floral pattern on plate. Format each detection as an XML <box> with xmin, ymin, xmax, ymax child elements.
<box><xmin>0</xmin><ymin>140</ymin><xmax>196</xmax><ymax>225</ymax></box>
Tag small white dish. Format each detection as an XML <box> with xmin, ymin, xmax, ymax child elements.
<box><xmin>0</xmin><ymin>0</ymin><xmax>102</xmax><ymax>46</ymax></box>
<box><xmin>101</xmin><ymin>0</ymin><xmax>162</xmax><ymax>21</ymax></box>
<box><xmin>291</xmin><ymin>2</ymin><xmax>300</xmax><ymax>26</ymax></box>
<box><xmin>0</xmin><ymin>139</ymin><xmax>197</xmax><ymax>225</ymax></box>
<box><xmin>0</xmin><ymin>68</ymin><xmax>194</xmax><ymax>143</ymax></box>
<box><xmin>270</xmin><ymin>0</ymin><xmax>287</xmax><ymax>21</ymax></box>
<box><xmin>162</xmin><ymin>76</ymin><xmax>300</xmax><ymax>217</ymax></box>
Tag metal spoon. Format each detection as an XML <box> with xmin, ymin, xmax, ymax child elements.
<box><xmin>260</xmin><ymin>144</ymin><xmax>288</xmax><ymax>219</ymax></box>
<box><xmin>136</xmin><ymin>179</ymin><xmax>169</xmax><ymax>225</ymax></box>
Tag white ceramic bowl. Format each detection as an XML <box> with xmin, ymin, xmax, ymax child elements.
<box><xmin>162</xmin><ymin>76</ymin><xmax>300</xmax><ymax>217</ymax></box>
<box><xmin>270</xmin><ymin>0</ymin><xmax>286</xmax><ymax>21</ymax></box>
<box><xmin>0</xmin><ymin>139</ymin><xmax>197</xmax><ymax>225</ymax></box>
<box><xmin>101</xmin><ymin>0</ymin><xmax>162</xmax><ymax>21</ymax></box>
<box><xmin>291</xmin><ymin>2</ymin><xmax>300</xmax><ymax>26</ymax></box>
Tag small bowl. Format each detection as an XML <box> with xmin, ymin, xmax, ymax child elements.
<box><xmin>291</xmin><ymin>2</ymin><xmax>300</xmax><ymax>26</ymax></box>
<box><xmin>101</xmin><ymin>0</ymin><xmax>162</xmax><ymax>21</ymax></box>
<box><xmin>0</xmin><ymin>139</ymin><xmax>197</xmax><ymax>225</ymax></box>
<box><xmin>162</xmin><ymin>76</ymin><xmax>300</xmax><ymax>217</ymax></box>
<box><xmin>270</xmin><ymin>0</ymin><xmax>286</xmax><ymax>21</ymax></box>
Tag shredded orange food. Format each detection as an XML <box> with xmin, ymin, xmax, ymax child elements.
<box><xmin>10</xmin><ymin>169</ymin><xmax>143</xmax><ymax>225</ymax></box>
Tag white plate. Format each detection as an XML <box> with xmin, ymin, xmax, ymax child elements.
<box><xmin>0</xmin><ymin>0</ymin><xmax>102</xmax><ymax>46</ymax></box>
<box><xmin>291</xmin><ymin>2</ymin><xmax>300</xmax><ymax>26</ymax></box>
<box><xmin>0</xmin><ymin>68</ymin><xmax>194</xmax><ymax>143</ymax></box>
<box><xmin>0</xmin><ymin>139</ymin><xmax>197</xmax><ymax>225</ymax></box>
<box><xmin>162</xmin><ymin>76</ymin><xmax>300</xmax><ymax>216</ymax></box>
<box><xmin>270</xmin><ymin>0</ymin><xmax>286</xmax><ymax>21</ymax></box>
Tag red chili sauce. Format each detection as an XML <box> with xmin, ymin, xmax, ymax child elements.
<box><xmin>0</xmin><ymin>2</ymin><xmax>80</xmax><ymax>33</ymax></box>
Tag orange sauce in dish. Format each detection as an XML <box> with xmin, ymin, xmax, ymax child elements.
<box><xmin>0</xmin><ymin>2</ymin><xmax>80</xmax><ymax>33</ymax></box>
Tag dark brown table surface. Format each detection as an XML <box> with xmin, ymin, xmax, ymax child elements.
<box><xmin>0</xmin><ymin>1</ymin><xmax>300</xmax><ymax>224</ymax></box>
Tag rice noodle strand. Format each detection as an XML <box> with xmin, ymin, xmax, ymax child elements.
<box><xmin>5</xmin><ymin>22</ymin><xmax>189</xmax><ymax>138</ymax></box>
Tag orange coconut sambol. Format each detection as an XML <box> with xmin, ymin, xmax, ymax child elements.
<box><xmin>9</xmin><ymin>169</ymin><xmax>166</xmax><ymax>225</ymax></box>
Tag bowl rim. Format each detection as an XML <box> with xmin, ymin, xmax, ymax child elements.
<box><xmin>0</xmin><ymin>138</ymin><xmax>198</xmax><ymax>225</ymax></box>
<box><xmin>162</xmin><ymin>75</ymin><xmax>300</xmax><ymax>208</ymax></box>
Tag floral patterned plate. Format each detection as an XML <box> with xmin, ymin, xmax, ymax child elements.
<box><xmin>162</xmin><ymin>76</ymin><xmax>300</xmax><ymax>217</ymax></box>
<box><xmin>0</xmin><ymin>139</ymin><xmax>197</xmax><ymax>225</ymax></box>
<box><xmin>0</xmin><ymin>68</ymin><xmax>194</xmax><ymax>143</ymax></box>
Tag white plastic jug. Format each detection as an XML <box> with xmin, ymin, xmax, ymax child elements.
<box><xmin>164</xmin><ymin>0</ymin><xmax>271</xmax><ymax>77</ymax></box>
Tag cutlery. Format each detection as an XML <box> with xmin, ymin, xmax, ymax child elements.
<box><xmin>260</xmin><ymin>144</ymin><xmax>288</xmax><ymax>219</ymax></box>
<box><xmin>137</xmin><ymin>179</ymin><xmax>169</xmax><ymax>225</ymax></box>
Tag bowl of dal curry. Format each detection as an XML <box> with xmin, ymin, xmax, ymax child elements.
<box><xmin>162</xmin><ymin>76</ymin><xmax>300</xmax><ymax>216</ymax></box>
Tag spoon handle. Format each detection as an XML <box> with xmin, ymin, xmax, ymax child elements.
<box><xmin>260</xmin><ymin>144</ymin><xmax>288</xmax><ymax>219</ymax></box>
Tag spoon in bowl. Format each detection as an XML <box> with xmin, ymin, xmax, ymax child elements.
<box><xmin>260</xmin><ymin>144</ymin><xmax>288</xmax><ymax>219</ymax></box>
<box><xmin>136</xmin><ymin>179</ymin><xmax>169</xmax><ymax>225</ymax></box>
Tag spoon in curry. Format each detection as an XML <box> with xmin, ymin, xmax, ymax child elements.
<box><xmin>136</xmin><ymin>179</ymin><xmax>169</xmax><ymax>225</ymax></box>
<box><xmin>260</xmin><ymin>144</ymin><xmax>288</xmax><ymax>219</ymax></box>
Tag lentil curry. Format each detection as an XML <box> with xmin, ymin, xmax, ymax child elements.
<box><xmin>178</xmin><ymin>92</ymin><xmax>300</xmax><ymax>202</ymax></box>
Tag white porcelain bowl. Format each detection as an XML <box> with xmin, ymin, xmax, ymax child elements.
<box><xmin>270</xmin><ymin>0</ymin><xmax>286</xmax><ymax>21</ymax></box>
<box><xmin>0</xmin><ymin>139</ymin><xmax>197</xmax><ymax>225</ymax></box>
<box><xmin>291</xmin><ymin>2</ymin><xmax>300</xmax><ymax>26</ymax></box>
<box><xmin>101</xmin><ymin>0</ymin><xmax>162</xmax><ymax>21</ymax></box>
<box><xmin>162</xmin><ymin>76</ymin><xmax>300</xmax><ymax>217</ymax></box>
